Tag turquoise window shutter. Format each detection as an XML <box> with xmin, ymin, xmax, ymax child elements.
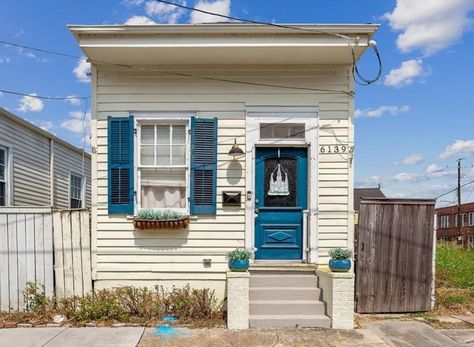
<box><xmin>108</xmin><ymin>116</ymin><xmax>134</xmax><ymax>214</ymax></box>
<box><xmin>190</xmin><ymin>117</ymin><xmax>217</xmax><ymax>215</ymax></box>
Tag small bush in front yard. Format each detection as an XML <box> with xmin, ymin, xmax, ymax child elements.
<box><xmin>0</xmin><ymin>282</ymin><xmax>224</xmax><ymax>327</ymax></box>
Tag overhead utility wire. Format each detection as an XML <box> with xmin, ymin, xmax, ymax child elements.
<box><xmin>0</xmin><ymin>40</ymin><xmax>352</xmax><ymax>95</ymax></box>
<box><xmin>435</xmin><ymin>179</ymin><xmax>474</xmax><ymax>200</ymax></box>
<box><xmin>154</xmin><ymin>0</ymin><xmax>383</xmax><ymax>85</ymax></box>
<box><xmin>0</xmin><ymin>89</ymin><xmax>88</xmax><ymax>100</ymax></box>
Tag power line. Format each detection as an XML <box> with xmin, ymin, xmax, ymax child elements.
<box><xmin>154</xmin><ymin>0</ymin><xmax>383</xmax><ymax>85</ymax></box>
<box><xmin>0</xmin><ymin>39</ymin><xmax>353</xmax><ymax>95</ymax></box>
<box><xmin>0</xmin><ymin>89</ymin><xmax>88</xmax><ymax>100</ymax></box>
<box><xmin>435</xmin><ymin>179</ymin><xmax>474</xmax><ymax>200</ymax></box>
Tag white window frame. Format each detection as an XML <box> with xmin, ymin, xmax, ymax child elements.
<box><xmin>440</xmin><ymin>215</ymin><xmax>450</xmax><ymax>228</ymax></box>
<box><xmin>0</xmin><ymin>144</ymin><xmax>12</xmax><ymax>206</ymax></box>
<box><xmin>134</xmin><ymin>114</ymin><xmax>191</xmax><ymax>216</ymax></box>
<box><xmin>469</xmin><ymin>212</ymin><xmax>474</xmax><ymax>226</ymax></box>
<box><xmin>69</xmin><ymin>171</ymin><xmax>85</xmax><ymax>208</ymax></box>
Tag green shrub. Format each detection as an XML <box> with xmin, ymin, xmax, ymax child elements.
<box><xmin>136</xmin><ymin>209</ymin><xmax>184</xmax><ymax>220</ymax></box>
<box><xmin>23</xmin><ymin>283</ymin><xmax>53</xmax><ymax>315</ymax></box>
<box><xmin>328</xmin><ymin>248</ymin><xmax>352</xmax><ymax>260</ymax></box>
<box><xmin>226</xmin><ymin>248</ymin><xmax>253</xmax><ymax>261</ymax></box>
<box><xmin>436</xmin><ymin>244</ymin><xmax>474</xmax><ymax>289</ymax></box>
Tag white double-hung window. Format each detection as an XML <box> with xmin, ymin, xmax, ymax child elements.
<box><xmin>138</xmin><ymin>122</ymin><xmax>188</xmax><ymax>212</ymax></box>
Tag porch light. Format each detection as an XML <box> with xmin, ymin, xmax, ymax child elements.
<box><xmin>228</xmin><ymin>138</ymin><xmax>244</xmax><ymax>156</ymax></box>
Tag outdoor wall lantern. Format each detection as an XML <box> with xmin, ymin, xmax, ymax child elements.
<box><xmin>228</xmin><ymin>138</ymin><xmax>244</xmax><ymax>156</ymax></box>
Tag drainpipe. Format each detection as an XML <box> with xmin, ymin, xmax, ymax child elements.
<box><xmin>49</xmin><ymin>139</ymin><xmax>54</xmax><ymax>207</ymax></box>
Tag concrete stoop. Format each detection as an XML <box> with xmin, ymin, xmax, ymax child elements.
<box><xmin>249</xmin><ymin>267</ymin><xmax>331</xmax><ymax>329</ymax></box>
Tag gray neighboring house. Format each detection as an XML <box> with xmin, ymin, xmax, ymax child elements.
<box><xmin>0</xmin><ymin>107</ymin><xmax>91</xmax><ymax>208</ymax></box>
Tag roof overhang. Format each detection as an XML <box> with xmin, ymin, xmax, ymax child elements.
<box><xmin>69</xmin><ymin>23</ymin><xmax>379</xmax><ymax>65</ymax></box>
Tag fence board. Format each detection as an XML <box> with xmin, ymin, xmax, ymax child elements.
<box><xmin>53</xmin><ymin>210</ymin><xmax>92</xmax><ymax>299</ymax></box>
<box><xmin>356</xmin><ymin>198</ymin><xmax>435</xmax><ymax>313</ymax></box>
<box><xmin>0</xmin><ymin>207</ymin><xmax>54</xmax><ymax>312</ymax></box>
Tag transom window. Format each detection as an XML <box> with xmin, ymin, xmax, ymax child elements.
<box><xmin>260</xmin><ymin>123</ymin><xmax>305</xmax><ymax>139</ymax></box>
<box><xmin>0</xmin><ymin>147</ymin><xmax>6</xmax><ymax>206</ymax></box>
<box><xmin>70</xmin><ymin>173</ymin><xmax>83</xmax><ymax>208</ymax></box>
<box><xmin>139</xmin><ymin>123</ymin><xmax>188</xmax><ymax>210</ymax></box>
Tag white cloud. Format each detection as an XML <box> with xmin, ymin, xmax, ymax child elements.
<box><xmin>122</xmin><ymin>0</ymin><xmax>144</xmax><ymax>6</ymax></box>
<box><xmin>395</xmin><ymin>154</ymin><xmax>424</xmax><ymax>165</ymax></box>
<box><xmin>60</xmin><ymin>110</ymin><xmax>91</xmax><ymax>135</ymax></box>
<box><xmin>191</xmin><ymin>0</ymin><xmax>231</xmax><ymax>24</ymax></box>
<box><xmin>73</xmin><ymin>57</ymin><xmax>91</xmax><ymax>83</ymax></box>
<box><xmin>145</xmin><ymin>0</ymin><xmax>187</xmax><ymax>24</ymax></box>
<box><xmin>392</xmin><ymin>172</ymin><xmax>427</xmax><ymax>183</ymax></box>
<box><xmin>65</xmin><ymin>95</ymin><xmax>81</xmax><ymax>106</ymax></box>
<box><xmin>38</xmin><ymin>121</ymin><xmax>54</xmax><ymax>133</ymax></box>
<box><xmin>384</xmin><ymin>0</ymin><xmax>474</xmax><ymax>55</ymax></box>
<box><xmin>426</xmin><ymin>164</ymin><xmax>443</xmax><ymax>174</ymax></box>
<box><xmin>0</xmin><ymin>57</ymin><xmax>10</xmax><ymax>63</ymax></box>
<box><xmin>384</xmin><ymin>59</ymin><xmax>425</xmax><ymax>87</ymax></box>
<box><xmin>17</xmin><ymin>93</ymin><xmax>44</xmax><ymax>112</ymax></box>
<box><xmin>124</xmin><ymin>15</ymin><xmax>157</xmax><ymax>25</ymax></box>
<box><xmin>355</xmin><ymin>105</ymin><xmax>410</xmax><ymax>119</ymax></box>
<box><xmin>439</xmin><ymin>140</ymin><xmax>474</xmax><ymax>160</ymax></box>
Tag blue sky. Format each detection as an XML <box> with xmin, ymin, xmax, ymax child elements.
<box><xmin>1</xmin><ymin>0</ymin><xmax>474</xmax><ymax>205</ymax></box>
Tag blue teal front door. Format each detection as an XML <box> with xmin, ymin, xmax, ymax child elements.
<box><xmin>254</xmin><ymin>148</ymin><xmax>308</xmax><ymax>260</ymax></box>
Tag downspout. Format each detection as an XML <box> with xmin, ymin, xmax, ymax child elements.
<box><xmin>49</xmin><ymin>138</ymin><xmax>54</xmax><ymax>207</ymax></box>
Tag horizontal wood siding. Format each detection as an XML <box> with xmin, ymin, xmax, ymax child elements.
<box><xmin>94</xmin><ymin>64</ymin><xmax>353</xmax><ymax>294</ymax></box>
<box><xmin>0</xmin><ymin>115</ymin><xmax>51</xmax><ymax>206</ymax></box>
<box><xmin>53</xmin><ymin>142</ymin><xmax>92</xmax><ymax>209</ymax></box>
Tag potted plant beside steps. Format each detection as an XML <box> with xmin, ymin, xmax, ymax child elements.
<box><xmin>226</xmin><ymin>249</ymin><xmax>253</xmax><ymax>272</ymax></box>
<box><xmin>328</xmin><ymin>248</ymin><xmax>352</xmax><ymax>272</ymax></box>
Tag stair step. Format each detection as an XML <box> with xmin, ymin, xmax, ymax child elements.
<box><xmin>250</xmin><ymin>274</ymin><xmax>318</xmax><ymax>288</ymax></box>
<box><xmin>249</xmin><ymin>314</ymin><xmax>331</xmax><ymax>328</ymax></box>
<box><xmin>250</xmin><ymin>300</ymin><xmax>325</xmax><ymax>315</ymax></box>
<box><xmin>250</xmin><ymin>287</ymin><xmax>321</xmax><ymax>301</ymax></box>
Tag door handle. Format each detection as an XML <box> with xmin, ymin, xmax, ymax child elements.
<box><xmin>255</xmin><ymin>208</ymin><xmax>259</xmax><ymax>214</ymax></box>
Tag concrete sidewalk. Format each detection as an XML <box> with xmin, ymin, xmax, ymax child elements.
<box><xmin>0</xmin><ymin>327</ymin><xmax>145</xmax><ymax>347</ymax></box>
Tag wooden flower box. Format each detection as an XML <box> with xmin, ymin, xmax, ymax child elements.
<box><xmin>133</xmin><ymin>216</ymin><xmax>189</xmax><ymax>230</ymax></box>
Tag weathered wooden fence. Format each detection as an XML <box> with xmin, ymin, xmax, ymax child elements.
<box><xmin>0</xmin><ymin>207</ymin><xmax>92</xmax><ymax>312</ymax></box>
<box><xmin>53</xmin><ymin>209</ymin><xmax>92</xmax><ymax>298</ymax></box>
<box><xmin>355</xmin><ymin>198</ymin><xmax>436</xmax><ymax>313</ymax></box>
<box><xmin>0</xmin><ymin>207</ymin><xmax>54</xmax><ymax>312</ymax></box>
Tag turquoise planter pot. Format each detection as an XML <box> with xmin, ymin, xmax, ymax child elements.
<box><xmin>228</xmin><ymin>259</ymin><xmax>250</xmax><ymax>272</ymax></box>
<box><xmin>329</xmin><ymin>259</ymin><xmax>351</xmax><ymax>272</ymax></box>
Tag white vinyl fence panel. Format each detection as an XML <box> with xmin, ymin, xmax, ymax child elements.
<box><xmin>53</xmin><ymin>209</ymin><xmax>92</xmax><ymax>298</ymax></box>
<box><xmin>0</xmin><ymin>207</ymin><xmax>54</xmax><ymax>312</ymax></box>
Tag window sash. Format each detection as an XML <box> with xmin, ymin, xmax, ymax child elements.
<box><xmin>137</xmin><ymin>120</ymin><xmax>189</xmax><ymax>212</ymax></box>
<box><xmin>70</xmin><ymin>174</ymin><xmax>83</xmax><ymax>207</ymax></box>
<box><xmin>0</xmin><ymin>148</ymin><xmax>5</xmax><ymax>183</ymax></box>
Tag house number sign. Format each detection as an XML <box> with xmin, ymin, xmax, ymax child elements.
<box><xmin>319</xmin><ymin>145</ymin><xmax>348</xmax><ymax>154</ymax></box>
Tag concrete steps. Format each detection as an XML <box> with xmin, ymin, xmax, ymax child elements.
<box><xmin>249</xmin><ymin>267</ymin><xmax>331</xmax><ymax>329</ymax></box>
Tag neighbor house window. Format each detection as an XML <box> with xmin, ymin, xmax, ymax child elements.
<box><xmin>0</xmin><ymin>147</ymin><xmax>7</xmax><ymax>206</ymax></box>
<box><xmin>138</xmin><ymin>123</ymin><xmax>188</xmax><ymax>211</ymax></box>
<box><xmin>440</xmin><ymin>215</ymin><xmax>450</xmax><ymax>228</ymax></box>
<box><xmin>70</xmin><ymin>173</ymin><xmax>83</xmax><ymax>208</ymax></box>
<box><xmin>455</xmin><ymin>213</ymin><xmax>466</xmax><ymax>227</ymax></box>
<box><xmin>469</xmin><ymin>212</ymin><xmax>474</xmax><ymax>226</ymax></box>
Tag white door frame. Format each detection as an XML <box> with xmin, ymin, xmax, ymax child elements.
<box><xmin>245</xmin><ymin>107</ymin><xmax>319</xmax><ymax>263</ymax></box>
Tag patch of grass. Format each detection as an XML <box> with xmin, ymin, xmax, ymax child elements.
<box><xmin>433</xmin><ymin>244</ymin><xmax>474</xmax><ymax>315</ymax></box>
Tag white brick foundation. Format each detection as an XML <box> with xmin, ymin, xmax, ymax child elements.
<box><xmin>316</xmin><ymin>269</ymin><xmax>355</xmax><ymax>329</ymax></box>
<box><xmin>226</xmin><ymin>271</ymin><xmax>250</xmax><ymax>330</ymax></box>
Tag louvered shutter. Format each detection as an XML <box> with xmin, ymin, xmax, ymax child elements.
<box><xmin>190</xmin><ymin>117</ymin><xmax>217</xmax><ymax>215</ymax></box>
<box><xmin>108</xmin><ymin>116</ymin><xmax>134</xmax><ymax>214</ymax></box>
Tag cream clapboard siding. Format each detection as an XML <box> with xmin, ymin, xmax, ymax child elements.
<box><xmin>0</xmin><ymin>111</ymin><xmax>92</xmax><ymax>208</ymax></box>
<box><xmin>93</xmin><ymin>64</ymin><xmax>353</xmax><ymax>295</ymax></box>
<box><xmin>53</xmin><ymin>142</ymin><xmax>92</xmax><ymax>209</ymax></box>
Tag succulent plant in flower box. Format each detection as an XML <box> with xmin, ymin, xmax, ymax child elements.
<box><xmin>133</xmin><ymin>209</ymin><xmax>189</xmax><ymax>230</ymax></box>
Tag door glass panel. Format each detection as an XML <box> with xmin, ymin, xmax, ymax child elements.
<box><xmin>264</xmin><ymin>157</ymin><xmax>297</xmax><ymax>207</ymax></box>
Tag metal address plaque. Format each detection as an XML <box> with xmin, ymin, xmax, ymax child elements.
<box><xmin>319</xmin><ymin>145</ymin><xmax>349</xmax><ymax>154</ymax></box>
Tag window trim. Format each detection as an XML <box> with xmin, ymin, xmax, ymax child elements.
<box><xmin>0</xmin><ymin>144</ymin><xmax>13</xmax><ymax>206</ymax></box>
<box><xmin>134</xmin><ymin>115</ymin><xmax>191</xmax><ymax>215</ymax></box>
<box><xmin>469</xmin><ymin>212</ymin><xmax>474</xmax><ymax>226</ymax></box>
<box><xmin>440</xmin><ymin>215</ymin><xmax>450</xmax><ymax>229</ymax></box>
<box><xmin>69</xmin><ymin>171</ymin><xmax>85</xmax><ymax>209</ymax></box>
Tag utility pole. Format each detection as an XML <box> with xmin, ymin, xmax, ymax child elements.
<box><xmin>457</xmin><ymin>158</ymin><xmax>464</xmax><ymax>243</ymax></box>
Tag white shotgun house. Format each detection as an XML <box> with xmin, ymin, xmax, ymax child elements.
<box><xmin>70</xmin><ymin>23</ymin><xmax>378</xmax><ymax>329</ymax></box>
